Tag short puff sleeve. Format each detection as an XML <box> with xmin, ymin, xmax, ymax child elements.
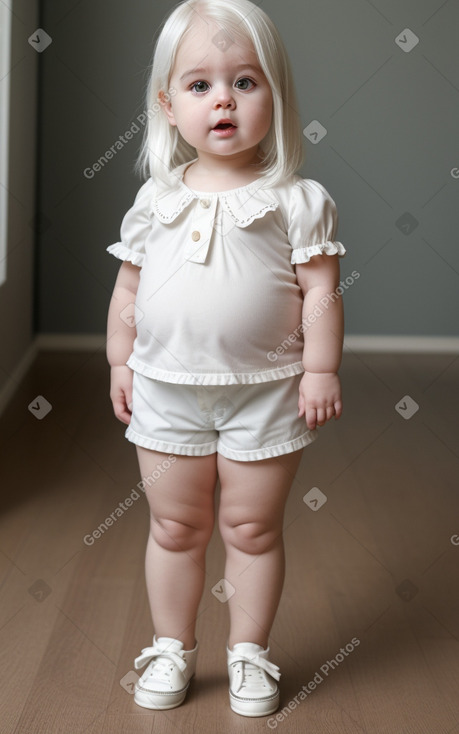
<box><xmin>106</xmin><ymin>178</ymin><xmax>154</xmax><ymax>268</ymax></box>
<box><xmin>288</xmin><ymin>179</ymin><xmax>346</xmax><ymax>265</ymax></box>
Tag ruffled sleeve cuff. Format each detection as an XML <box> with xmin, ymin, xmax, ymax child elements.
<box><xmin>288</xmin><ymin>178</ymin><xmax>346</xmax><ymax>265</ymax></box>
<box><xmin>291</xmin><ymin>240</ymin><xmax>346</xmax><ymax>265</ymax></box>
<box><xmin>106</xmin><ymin>178</ymin><xmax>154</xmax><ymax>269</ymax></box>
<box><xmin>106</xmin><ymin>242</ymin><xmax>145</xmax><ymax>267</ymax></box>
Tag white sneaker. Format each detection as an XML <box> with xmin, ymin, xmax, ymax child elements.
<box><xmin>227</xmin><ymin>642</ymin><xmax>281</xmax><ymax>717</ymax></box>
<box><xmin>133</xmin><ymin>636</ymin><xmax>198</xmax><ymax>710</ymax></box>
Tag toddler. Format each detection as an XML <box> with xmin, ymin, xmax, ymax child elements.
<box><xmin>106</xmin><ymin>0</ymin><xmax>346</xmax><ymax>718</ymax></box>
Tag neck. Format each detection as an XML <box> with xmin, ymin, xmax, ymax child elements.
<box><xmin>192</xmin><ymin>148</ymin><xmax>263</xmax><ymax>179</ymax></box>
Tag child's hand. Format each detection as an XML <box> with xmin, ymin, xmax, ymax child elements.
<box><xmin>110</xmin><ymin>365</ymin><xmax>134</xmax><ymax>425</ymax></box>
<box><xmin>298</xmin><ymin>371</ymin><xmax>342</xmax><ymax>431</ymax></box>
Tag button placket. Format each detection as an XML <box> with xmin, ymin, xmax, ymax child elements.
<box><xmin>185</xmin><ymin>197</ymin><xmax>218</xmax><ymax>264</ymax></box>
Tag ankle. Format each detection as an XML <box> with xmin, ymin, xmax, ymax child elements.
<box><xmin>182</xmin><ymin>637</ymin><xmax>197</xmax><ymax>651</ymax></box>
<box><xmin>228</xmin><ymin>636</ymin><xmax>268</xmax><ymax>650</ymax></box>
<box><xmin>155</xmin><ymin>633</ymin><xmax>196</xmax><ymax>650</ymax></box>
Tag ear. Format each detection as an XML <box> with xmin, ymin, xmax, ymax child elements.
<box><xmin>158</xmin><ymin>90</ymin><xmax>177</xmax><ymax>127</ymax></box>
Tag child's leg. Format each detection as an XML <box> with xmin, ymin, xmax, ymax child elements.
<box><xmin>217</xmin><ymin>450</ymin><xmax>303</xmax><ymax>649</ymax></box>
<box><xmin>136</xmin><ymin>447</ymin><xmax>218</xmax><ymax>650</ymax></box>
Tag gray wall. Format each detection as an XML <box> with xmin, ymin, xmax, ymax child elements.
<box><xmin>37</xmin><ymin>0</ymin><xmax>459</xmax><ymax>336</ymax></box>
<box><xmin>0</xmin><ymin>0</ymin><xmax>39</xmax><ymax>395</ymax></box>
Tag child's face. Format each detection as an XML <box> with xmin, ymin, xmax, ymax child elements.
<box><xmin>160</xmin><ymin>18</ymin><xmax>273</xmax><ymax>163</ymax></box>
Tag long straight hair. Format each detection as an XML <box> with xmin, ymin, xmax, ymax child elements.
<box><xmin>135</xmin><ymin>0</ymin><xmax>304</xmax><ymax>188</ymax></box>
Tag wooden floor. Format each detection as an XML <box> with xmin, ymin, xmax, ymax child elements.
<box><xmin>1</xmin><ymin>348</ymin><xmax>459</xmax><ymax>734</ymax></box>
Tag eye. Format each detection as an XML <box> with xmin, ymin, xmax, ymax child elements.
<box><xmin>235</xmin><ymin>77</ymin><xmax>255</xmax><ymax>91</ymax></box>
<box><xmin>191</xmin><ymin>81</ymin><xmax>209</xmax><ymax>94</ymax></box>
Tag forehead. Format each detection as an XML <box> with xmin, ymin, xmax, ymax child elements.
<box><xmin>173</xmin><ymin>17</ymin><xmax>261</xmax><ymax>73</ymax></box>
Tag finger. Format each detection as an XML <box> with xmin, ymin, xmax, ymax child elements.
<box><xmin>121</xmin><ymin>393</ymin><xmax>132</xmax><ymax>423</ymax></box>
<box><xmin>334</xmin><ymin>399</ymin><xmax>343</xmax><ymax>420</ymax></box>
<box><xmin>316</xmin><ymin>408</ymin><xmax>326</xmax><ymax>426</ymax></box>
<box><xmin>125</xmin><ymin>384</ymin><xmax>133</xmax><ymax>413</ymax></box>
<box><xmin>298</xmin><ymin>395</ymin><xmax>305</xmax><ymax>418</ymax></box>
<box><xmin>306</xmin><ymin>407</ymin><xmax>317</xmax><ymax>431</ymax></box>
<box><xmin>326</xmin><ymin>405</ymin><xmax>335</xmax><ymax>422</ymax></box>
<box><xmin>113</xmin><ymin>397</ymin><xmax>131</xmax><ymax>425</ymax></box>
<box><xmin>117</xmin><ymin>407</ymin><xmax>131</xmax><ymax>425</ymax></box>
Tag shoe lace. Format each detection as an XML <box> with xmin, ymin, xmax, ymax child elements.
<box><xmin>228</xmin><ymin>651</ymin><xmax>280</xmax><ymax>694</ymax></box>
<box><xmin>134</xmin><ymin>640</ymin><xmax>187</xmax><ymax>683</ymax></box>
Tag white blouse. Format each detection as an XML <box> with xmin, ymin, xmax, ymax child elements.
<box><xmin>107</xmin><ymin>160</ymin><xmax>346</xmax><ymax>385</ymax></box>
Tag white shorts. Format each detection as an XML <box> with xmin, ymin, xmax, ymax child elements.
<box><xmin>125</xmin><ymin>371</ymin><xmax>318</xmax><ymax>462</ymax></box>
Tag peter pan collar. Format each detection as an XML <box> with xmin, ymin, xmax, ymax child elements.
<box><xmin>151</xmin><ymin>160</ymin><xmax>279</xmax><ymax>227</ymax></box>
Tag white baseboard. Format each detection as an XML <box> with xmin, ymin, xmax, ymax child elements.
<box><xmin>344</xmin><ymin>335</ymin><xmax>459</xmax><ymax>353</ymax></box>
<box><xmin>0</xmin><ymin>340</ymin><xmax>38</xmax><ymax>416</ymax></box>
<box><xmin>1</xmin><ymin>332</ymin><xmax>457</xmax><ymax>418</ymax></box>
<box><xmin>36</xmin><ymin>333</ymin><xmax>459</xmax><ymax>354</ymax></box>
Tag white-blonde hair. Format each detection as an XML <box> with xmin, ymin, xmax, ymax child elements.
<box><xmin>135</xmin><ymin>0</ymin><xmax>304</xmax><ymax>188</ymax></box>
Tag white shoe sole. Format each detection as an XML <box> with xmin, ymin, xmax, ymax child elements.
<box><xmin>134</xmin><ymin>680</ymin><xmax>191</xmax><ymax>710</ymax></box>
<box><xmin>229</xmin><ymin>690</ymin><xmax>280</xmax><ymax>717</ymax></box>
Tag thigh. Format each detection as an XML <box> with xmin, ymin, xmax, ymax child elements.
<box><xmin>137</xmin><ymin>447</ymin><xmax>218</xmax><ymax>526</ymax></box>
<box><xmin>217</xmin><ymin>450</ymin><xmax>303</xmax><ymax>531</ymax></box>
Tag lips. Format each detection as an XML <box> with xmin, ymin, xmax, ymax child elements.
<box><xmin>213</xmin><ymin>119</ymin><xmax>237</xmax><ymax>130</ymax></box>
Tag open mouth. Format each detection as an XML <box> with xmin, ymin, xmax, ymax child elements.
<box><xmin>213</xmin><ymin>123</ymin><xmax>236</xmax><ymax>130</ymax></box>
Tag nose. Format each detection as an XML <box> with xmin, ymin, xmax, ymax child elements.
<box><xmin>212</xmin><ymin>84</ymin><xmax>236</xmax><ymax>109</ymax></box>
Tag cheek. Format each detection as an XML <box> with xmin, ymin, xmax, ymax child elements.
<box><xmin>169</xmin><ymin>94</ymin><xmax>190</xmax><ymax>120</ymax></box>
<box><xmin>174</xmin><ymin>99</ymin><xmax>203</xmax><ymax>126</ymax></box>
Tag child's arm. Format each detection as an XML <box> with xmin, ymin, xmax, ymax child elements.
<box><xmin>107</xmin><ymin>261</ymin><xmax>141</xmax><ymax>425</ymax></box>
<box><xmin>295</xmin><ymin>253</ymin><xmax>344</xmax><ymax>431</ymax></box>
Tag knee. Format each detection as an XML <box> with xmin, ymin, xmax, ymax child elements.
<box><xmin>220</xmin><ymin>519</ymin><xmax>280</xmax><ymax>556</ymax></box>
<box><xmin>151</xmin><ymin>517</ymin><xmax>212</xmax><ymax>553</ymax></box>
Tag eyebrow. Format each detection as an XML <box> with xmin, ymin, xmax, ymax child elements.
<box><xmin>179</xmin><ymin>63</ymin><xmax>261</xmax><ymax>82</ymax></box>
